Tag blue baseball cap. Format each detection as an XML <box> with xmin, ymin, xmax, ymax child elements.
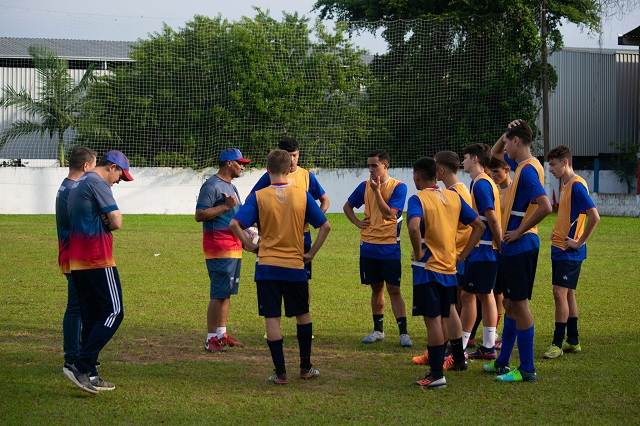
<box><xmin>219</xmin><ymin>148</ymin><xmax>250</xmax><ymax>164</ymax></box>
<box><xmin>103</xmin><ymin>150</ymin><xmax>133</xmax><ymax>181</ymax></box>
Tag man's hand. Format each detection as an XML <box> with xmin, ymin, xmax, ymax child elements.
<box><xmin>503</xmin><ymin>228</ymin><xmax>522</xmax><ymax>243</ymax></box>
<box><xmin>565</xmin><ymin>237</ymin><xmax>582</xmax><ymax>250</ymax></box>
<box><xmin>357</xmin><ymin>217</ymin><xmax>371</xmax><ymax>230</ymax></box>
<box><xmin>369</xmin><ymin>176</ymin><xmax>381</xmax><ymax>192</ymax></box>
<box><xmin>222</xmin><ymin>192</ymin><xmax>237</xmax><ymax>210</ymax></box>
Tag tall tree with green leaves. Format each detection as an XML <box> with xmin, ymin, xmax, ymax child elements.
<box><xmin>79</xmin><ymin>10</ymin><xmax>378</xmax><ymax>168</ymax></box>
<box><xmin>311</xmin><ymin>0</ymin><xmax>601</xmax><ymax>163</ymax></box>
<box><xmin>0</xmin><ymin>45</ymin><xmax>96</xmax><ymax>165</ymax></box>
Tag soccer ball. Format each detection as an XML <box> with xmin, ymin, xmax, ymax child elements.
<box><xmin>244</xmin><ymin>226</ymin><xmax>261</xmax><ymax>244</ymax></box>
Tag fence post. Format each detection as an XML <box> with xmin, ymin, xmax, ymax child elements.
<box><xmin>594</xmin><ymin>158</ymin><xmax>600</xmax><ymax>193</ymax></box>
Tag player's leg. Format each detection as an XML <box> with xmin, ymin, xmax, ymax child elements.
<box><xmin>283</xmin><ymin>281</ymin><xmax>317</xmax><ymax>379</ymax></box>
<box><xmin>413</xmin><ymin>283</ymin><xmax>447</xmax><ymax>388</ymax></box>
<box><xmin>259</xmin><ymin>280</ymin><xmax>288</xmax><ymax>384</ymax></box>
<box><xmin>205</xmin><ymin>259</ymin><xmax>235</xmax><ymax>351</ymax></box>
<box><xmin>545</xmin><ymin>284</ymin><xmax>568</xmax><ymax>358</ymax></box>
<box><xmin>459</xmin><ymin>289</ymin><xmax>477</xmax><ymax>349</ymax></box>
<box><xmin>63</xmin><ymin>274</ymin><xmax>82</xmax><ymax>369</ymax></box>
<box><xmin>561</xmin><ymin>261</ymin><xmax>582</xmax><ymax>352</ymax></box>
<box><xmin>361</xmin><ymin>257</ymin><xmax>386</xmax><ymax>343</ymax></box>
<box><xmin>496</xmin><ymin>249</ymin><xmax>537</xmax><ymax>382</ymax></box>
<box><xmin>383</xmin><ymin>259</ymin><xmax>411</xmax><ymax>346</ymax></box>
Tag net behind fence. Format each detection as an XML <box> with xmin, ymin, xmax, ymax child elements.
<box><xmin>1</xmin><ymin>9</ymin><xmax>538</xmax><ymax>169</ymax></box>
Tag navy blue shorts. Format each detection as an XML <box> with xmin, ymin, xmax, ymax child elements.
<box><xmin>502</xmin><ymin>248</ymin><xmax>539</xmax><ymax>302</ymax></box>
<box><xmin>256</xmin><ymin>280</ymin><xmax>309</xmax><ymax>318</ymax></box>
<box><xmin>494</xmin><ymin>257</ymin><xmax>506</xmax><ymax>295</ymax></box>
<box><xmin>412</xmin><ymin>282</ymin><xmax>456</xmax><ymax>319</ymax></box>
<box><xmin>206</xmin><ymin>258</ymin><xmax>241</xmax><ymax>299</ymax></box>
<box><xmin>463</xmin><ymin>261</ymin><xmax>498</xmax><ymax>294</ymax></box>
<box><xmin>360</xmin><ymin>257</ymin><xmax>401</xmax><ymax>286</ymax></box>
<box><xmin>552</xmin><ymin>260</ymin><xmax>582</xmax><ymax>290</ymax></box>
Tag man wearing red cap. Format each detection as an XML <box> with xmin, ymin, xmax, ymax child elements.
<box><xmin>63</xmin><ymin>150</ymin><xmax>134</xmax><ymax>394</ymax></box>
<box><xmin>196</xmin><ymin>148</ymin><xmax>251</xmax><ymax>352</ymax></box>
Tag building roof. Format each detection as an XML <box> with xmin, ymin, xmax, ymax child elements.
<box><xmin>618</xmin><ymin>25</ymin><xmax>640</xmax><ymax>46</ymax></box>
<box><xmin>0</xmin><ymin>37</ymin><xmax>136</xmax><ymax>61</ymax></box>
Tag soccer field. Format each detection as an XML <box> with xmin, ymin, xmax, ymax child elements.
<box><xmin>1</xmin><ymin>213</ymin><xmax>639</xmax><ymax>424</ymax></box>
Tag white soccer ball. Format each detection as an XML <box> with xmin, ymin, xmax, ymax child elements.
<box><xmin>244</xmin><ymin>226</ymin><xmax>261</xmax><ymax>244</ymax></box>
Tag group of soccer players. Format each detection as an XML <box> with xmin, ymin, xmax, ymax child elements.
<box><xmin>58</xmin><ymin>118</ymin><xmax>599</xmax><ymax>392</ymax></box>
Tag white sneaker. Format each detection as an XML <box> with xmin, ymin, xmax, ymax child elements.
<box><xmin>362</xmin><ymin>330</ymin><xmax>385</xmax><ymax>343</ymax></box>
<box><xmin>400</xmin><ymin>334</ymin><xmax>413</xmax><ymax>347</ymax></box>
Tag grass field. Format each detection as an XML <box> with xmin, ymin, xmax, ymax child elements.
<box><xmin>1</xmin><ymin>213</ymin><xmax>639</xmax><ymax>425</ymax></box>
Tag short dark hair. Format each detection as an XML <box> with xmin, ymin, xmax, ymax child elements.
<box><xmin>547</xmin><ymin>144</ymin><xmax>573</xmax><ymax>166</ymax></box>
<box><xmin>462</xmin><ymin>143</ymin><xmax>491</xmax><ymax>168</ymax></box>
<box><xmin>505</xmin><ymin>120</ymin><xmax>533</xmax><ymax>145</ymax></box>
<box><xmin>96</xmin><ymin>158</ymin><xmax>114</xmax><ymax>168</ymax></box>
<box><xmin>368</xmin><ymin>149</ymin><xmax>390</xmax><ymax>164</ymax></box>
<box><xmin>267</xmin><ymin>149</ymin><xmax>291</xmax><ymax>175</ymax></box>
<box><xmin>488</xmin><ymin>157</ymin><xmax>509</xmax><ymax>170</ymax></box>
<box><xmin>68</xmin><ymin>147</ymin><xmax>97</xmax><ymax>171</ymax></box>
<box><xmin>279</xmin><ymin>137</ymin><xmax>299</xmax><ymax>153</ymax></box>
<box><xmin>413</xmin><ymin>157</ymin><xmax>437</xmax><ymax>182</ymax></box>
<box><xmin>434</xmin><ymin>151</ymin><xmax>459</xmax><ymax>173</ymax></box>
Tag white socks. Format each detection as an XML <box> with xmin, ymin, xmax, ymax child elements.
<box><xmin>216</xmin><ymin>327</ymin><xmax>227</xmax><ymax>339</ymax></box>
<box><xmin>483</xmin><ymin>327</ymin><xmax>497</xmax><ymax>349</ymax></box>
<box><xmin>462</xmin><ymin>331</ymin><xmax>471</xmax><ymax>349</ymax></box>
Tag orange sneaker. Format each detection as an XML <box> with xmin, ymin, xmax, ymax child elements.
<box><xmin>443</xmin><ymin>355</ymin><xmax>468</xmax><ymax>371</ymax></box>
<box><xmin>412</xmin><ymin>350</ymin><xmax>429</xmax><ymax>365</ymax></box>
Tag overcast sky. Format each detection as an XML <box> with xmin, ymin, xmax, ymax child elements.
<box><xmin>0</xmin><ymin>0</ymin><xmax>638</xmax><ymax>53</ymax></box>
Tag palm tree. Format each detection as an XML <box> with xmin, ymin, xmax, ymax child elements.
<box><xmin>0</xmin><ymin>45</ymin><xmax>95</xmax><ymax>165</ymax></box>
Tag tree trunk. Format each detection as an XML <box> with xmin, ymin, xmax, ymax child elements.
<box><xmin>58</xmin><ymin>130</ymin><xmax>65</xmax><ymax>166</ymax></box>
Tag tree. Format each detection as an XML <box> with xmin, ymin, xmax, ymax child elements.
<box><xmin>312</xmin><ymin>0</ymin><xmax>601</xmax><ymax>162</ymax></box>
<box><xmin>79</xmin><ymin>10</ymin><xmax>379</xmax><ymax>168</ymax></box>
<box><xmin>0</xmin><ymin>45</ymin><xmax>95</xmax><ymax>165</ymax></box>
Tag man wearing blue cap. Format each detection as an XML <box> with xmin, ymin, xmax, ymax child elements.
<box><xmin>63</xmin><ymin>150</ymin><xmax>133</xmax><ymax>394</ymax></box>
<box><xmin>196</xmin><ymin>148</ymin><xmax>250</xmax><ymax>352</ymax></box>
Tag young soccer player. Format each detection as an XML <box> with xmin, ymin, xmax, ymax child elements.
<box><xmin>408</xmin><ymin>157</ymin><xmax>484</xmax><ymax>388</ymax></box>
<box><xmin>412</xmin><ymin>151</ymin><xmax>471</xmax><ymax>365</ymax></box>
<box><xmin>343</xmin><ymin>149</ymin><xmax>412</xmax><ymax>347</ymax></box>
<box><xmin>544</xmin><ymin>145</ymin><xmax>600</xmax><ymax>358</ymax></box>
<box><xmin>486</xmin><ymin>119</ymin><xmax>552</xmax><ymax>382</ymax></box>
<box><xmin>230</xmin><ymin>149</ymin><xmax>331</xmax><ymax>384</ymax></box>
<box><xmin>250</xmin><ymin>137</ymin><xmax>330</xmax><ymax>279</ymax></box>
<box><xmin>460</xmin><ymin>144</ymin><xmax>502</xmax><ymax>359</ymax></box>
<box><xmin>196</xmin><ymin>148</ymin><xmax>250</xmax><ymax>352</ymax></box>
<box><xmin>487</xmin><ymin>157</ymin><xmax>513</xmax><ymax>349</ymax></box>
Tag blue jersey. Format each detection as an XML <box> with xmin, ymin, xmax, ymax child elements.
<box><xmin>68</xmin><ymin>172</ymin><xmax>119</xmax><ymax>270</ymax></box>
<box><xmin>468</xmin><ymin>178</ymin><xmax>498</xmax><ymax>262</ymax></box>
<box><xmin>348</xmin><ymin>180</ymin><xmax>407</xmax><ymax>259</ymax></box>
<box><xmin>234</xmin><ymin>185</ymin><xmax>327</xmax><ymax>282</ymax></box>
<box><xmin>251</xmin><ymin>167</ymin><xmax>326</xmax><ymax>245</ymax></box>
<box><xmin>551</xmin><ymin>178</ymin><xmax>596</xmax><ymax>261</ymax></box>
<box><xmin>503</xmin><ymin>156</ymin><xmax>546</xmax><ymax>256</ymax></box>
<box><xmin>56</xmin><ymin>177</ymin><xmax>75</xmax><ymax>274</ymax></box>
<box><xmin>407</xmin><ymin>190</ymin><xmax>478</xmax><ymax>287</ymax></box>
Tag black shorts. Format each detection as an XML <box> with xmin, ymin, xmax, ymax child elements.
<box><xmin>256</xmin><ymin>280</ymin><xmax>309</xmax><ymax>318</ymax></box>
<box><xmin>304</xmin><ymin>244</ymin><xmax>312</xmax><ymax>280</ymax></box>
<box><xmin>463</xmin><ymin>261</ymin><xmax>498</xmax><ymax>294</ymax></box>
<box><xmin>494</xmin><ymin>257</ymin><xmax>505</xmax><ymax>295</ymax></box>
<box><xmin>502</xmin><ymin>248</ymin><xmax>539</xmax><ymax>302</ymax></box>
<box><xmin>552</xmin><ymin>260</ymin><xmax>582</xmax><ymax>290</ymax></box>
<box><xmin>360</xmin><ymin>257</ymin><xmax>401</xmax><ymax>286</ymax></box>
<box><xmin>412</xmin><ymin>283</ymin><xmax>456</xmax><ymax>319</ymax></box>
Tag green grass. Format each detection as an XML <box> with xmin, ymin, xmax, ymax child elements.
<box><xmin>1</xmin><ymin>213</ymin><xmax>639</xmax><ymax>424</ymax></box>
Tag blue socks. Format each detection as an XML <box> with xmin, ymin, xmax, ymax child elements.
<box><xmin>517</xmin><ymin>326</ymin><xmax>535</xmax><ymax>373</ymax></box>
<box><xmin>496</xmin><ymin>316</ymin><xmax>516</xmax><ymax>365</ymax></box>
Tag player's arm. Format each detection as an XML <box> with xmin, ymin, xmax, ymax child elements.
<box><xmin>566</xmin><ymin>207</ymin><xmax>600</xmax><ymax>249</ymax></box>
<box><xmin>318</xmin><ymin>193</ymin><xmax>330</xmax><ymax>213</ymax></box>
<box><xmin>484</xmin><ymin>208</ymin><xmax>502</xmax><ymax>247</ymax></box>
<box><xmin>457</xmin><ymin>216</ymin><xmax>485</xmax><ymax>263</ymax></box>
<box><xmin>343</xmin><ymin>201</ymin><xmax>369</xmax><ymax>229</ymax></box>
<box><xmin>304</xmin><ymin>221</ymin><xmax>331</xmax><ymax>263</ymax></box>
<box><xmin>491</xmin><ymin>132</ymin><xmax>507</xmax><ymax>162</ymax></box>
<box><xmin>229</xmin><ymin>219</ymin><xmax>258</xmax><ymax>253</ymax></box>
<box><xmin>101</xmin><ymin>210</ymin><xmax>122</xmax><ymax>231</ymax></box>
<box><xmin>503</xmin><ymin>194</ymin><xmax>552</xmax><ymax>243</ymax></box>
<box><xmin>195</xmin><ymin>192</ymin><xmax>237</xmax><ymax>222</ymax></box>
<box><xmin>407</xmin><ymin>216</ymin><xmax>425</xmax><ymax>261</ymax></box>
<box><xmin>371</xmin><ymin>186</ymin><xmax>397</xmax><ymax>220</ymax></box>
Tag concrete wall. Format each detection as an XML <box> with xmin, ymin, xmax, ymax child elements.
<box><xmin>0</xmin><ymin>166</ymin><xmax>637</xmax><ymax>216</ymax></box>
